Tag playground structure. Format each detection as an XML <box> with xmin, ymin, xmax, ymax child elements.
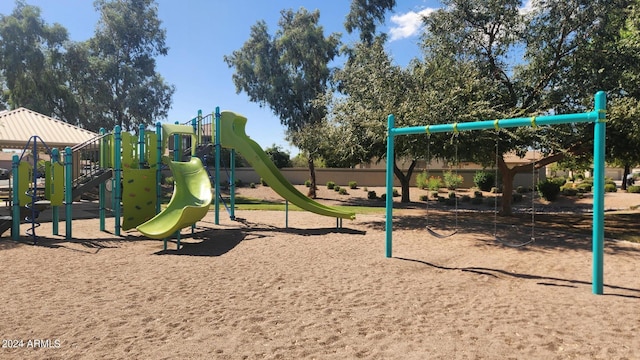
<box><xmin>384</xmin><ymin>91</ymin><xmax>607</xmax><ymax>295</ymax></box>
<box><xmin>3</xmin><ymin>107</ymin><xmax>354</xmax><ymax>248</ymax></box>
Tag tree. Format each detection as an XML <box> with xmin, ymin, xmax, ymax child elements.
<box><xmin>74</xmin><ymin>0</ymin><xmax>174</xmax><ymax>132</ymax></box>
<box><xmin>224</xmin><ymin>8</ymin><xmax>340</xmax><ymax>198</ymax></box>
<box><xmin>419</xmin><ymin>0</ymin><xmax>620</xmax><ymax>215</ymax></box>
<box><xmin>0</xmin><ymin>1</ymin><xmax>74</xmax><ymax>118</ymax></box>
<box><xmin>330</xmin><ymin>35</ymin><xmax>499</xmax><ymax>202</ymax></box>
<box><xmin>264</xmin><ymin>143</ymin><xmax>292</xmax><ymax>168</ymax></box>
<box><xmin>344</xmin><ymin>0</ymin><xmax>396</xmax><ymax>45</ymax></box>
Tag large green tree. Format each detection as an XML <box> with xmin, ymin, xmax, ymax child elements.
<box><xmin>224</xmin><ymin>8</ymin><xmax>340</xmax><ymax>198</ymax></box>
<box><xmin>0</xmin><ymin>1</ymin><xmax>74</xmax><ymax>118</ymax></box>
<box><xmin>72</xmin><ymin>0</ymin><xmax>174</xmax><ymax>132</ymax></box>
<box><xmin>344</xmin><ymin>0</ymin><xmax>396</xmax><ymax>45</ymax></box>
<box><xmin>418</xmin><ymin>0</ymin><xmax>621</xmax><ymax>215</ymax></box>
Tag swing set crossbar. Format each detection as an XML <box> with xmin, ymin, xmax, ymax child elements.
<box><xmin>384</xmin><ymin>91</ymin><xmax>607</xmax><ymax>295</ymax></box>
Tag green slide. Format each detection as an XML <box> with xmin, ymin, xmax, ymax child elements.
<box><xmin>219</xmin><ymin>111</ymin><xmax>355</xmax><ymax>220</ymax></box>
<box><xmin>136</xmin><ymin>157</ymin><xmax>213</xmax><ymax>239</ymax></box>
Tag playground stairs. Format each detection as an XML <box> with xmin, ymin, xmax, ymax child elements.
<box><xmin>71</xmin><ymin>169</ymin><xmax>113</xmax><ymax>201</ymax></box>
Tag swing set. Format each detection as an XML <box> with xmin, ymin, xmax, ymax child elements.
<box><xmin>385</xmin><ymin>91</ymin><xmax>607</xmax><ymax>295</ymax></box>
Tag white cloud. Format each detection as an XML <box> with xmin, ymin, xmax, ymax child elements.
<box><xmin>519</xmin><ymin>0</ymin><xmax>536</xmax><ymax>15</ymax></box>
<box><xmin>389</xmin><ymin>8</ymin><xmax>436</xmax><ymax>42</ymax></box>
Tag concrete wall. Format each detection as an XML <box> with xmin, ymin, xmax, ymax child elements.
<box><xmin>230</xmin><ymin>167</ymin><xmax>544</xmax><ymax>189</ymax></box>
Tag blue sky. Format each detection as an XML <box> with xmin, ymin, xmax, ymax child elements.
<box><xmin>0</xmin><ymin>0</ymin><xmax>442</xmax><ymax>156</ymax></box>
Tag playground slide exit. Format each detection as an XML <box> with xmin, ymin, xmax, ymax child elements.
<box><xmin>136</xmin><ymin>156</ymin><xmax>213</xmax><ymax>239</ymax></box>
<box><xmin>219</xmin><ymin>111</ymin><xmax>356</xmax><ymax>220</ymax></box>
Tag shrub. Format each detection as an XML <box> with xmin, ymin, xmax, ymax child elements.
<box><xmin>326</xmin><ymin>181</ymin><xmax>336</xmax><ymax>189</ymax></box>
<box><xmin>473</xmin><ymin>190</ymin><xmax>483</xmax><ymax>198</ymax></box>
<box><xmin>367</xmin><ymin>190</ymin><xmax>377</xmax><ymax>199</ymax></box>
<box><xmin>604</xmin><ymin>183</ymin><xmax>617</xmax><ymax>192</ymax></box>
<box><xmin>348</xmin><ymin>181</ymin><xmax>358</xmax><ymax>189</ymax></box>
<box><xmin>334</xmin><ymin>185</ymin><xmax>341</xmax><ymax>192</ymax></box>
<box><xmin>363</xmin><ymin>187</ymin><xmax>368</xmax><ymax>192</ymax></box>
<box><xmin>427</xmin><ymin>176</ymin><xmax>443</xmax><ymax>191</ymax></box>
<box><xmin>419</xmin><ymin>194</ymin><xmax>429</xmax><ymax>201</ymax></box>
<box><xmin>234</xmin><ymin>179</ymin><xmax>243</xmax><ymax>188</ymax></box>
<box><xmin>516</xmin><ymin>186</ymin><xmax>529</xmax><ymax>194</ymax></box>
<box><xmin>443</xmin><ymin>171</ymin><xmax>464</xmax><ymax>190</ymax></box>
<box><xmin>338</xmin><ymin>188</ymin><xmax>348</xmax><ymax>195</ymax></box>
<box><xmin>512</xmin><ymin>192</ymin><xmax>523</xmax><ymax>203</ymax></box>
<box><xmin>304</xmin><ymin>179</ymin><xmax>311</xmax><ymax>187</ymax></box>
<box><xmin>416</xmin><ymin>171</ymin><xmax>429</xmax><ymax>189</ymax></box>
<box><xmin>431</xmin><ymin>191</ymin><xmax>439</xmax><ymax>199</ymax></box>
<box><xmin>473</xmin><ymin>171</ymin><xmax>495</xmax><ymax>192</ymax></box>
<box><xmin>576</xmin><ymin>182</ymin><xmax>592</xmax><ymax>193</ymax></box>
<box><xmin>448</xmin><ymin>191</ymin><xmax>456</xmax><ymax>199</ymax></box>
<box><xmin>562</xmin><ymin>187</ymin><xmax>578</xmax><ymax>196</ymax></box>
<box><xmin>491</xmin><ymin>187</ymin><xmax>501</xmax><ymax>194</ymax></box>
<box><xmin>549</xmin><ymin>177</ymin><xmax>567</xmax><ymax>187</ymax></box>
<box><xmin>380</xmin><ymin>193</ymin><xmax>387</xmax><ymax>201</ymax></box>
<box><xmin>537</xmin><ymin>179</ymin><xmax>561</xmax><ymax>201</ymax></box>
<box><xmin>260</xmin><ymin>177</ymin><xmax>268</xmax><ymax>186</ymax></box>
<box><xmin>628</xmin><ymin>185</ymin><xmax>640</xmax><ymax>193</ymax></box>
<box><xmin>250</xmin><ymin>182</ymin><xmax>256</xmax><ymax>188</ymax></box>
<box><xmin>392</xmin><ymin>188</ymin><xmax>400</xmax><ymax>197</ymax></box>
<box><xmin>461</xmin><ymin>194</ymin><xmax>471</xmax><ymax>202</ymax></box>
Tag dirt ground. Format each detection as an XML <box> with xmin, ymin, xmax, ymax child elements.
<box><xmin>0</xmin><ymin>184</ymin><xmax>639</xmax><ymax>359</ymax></box>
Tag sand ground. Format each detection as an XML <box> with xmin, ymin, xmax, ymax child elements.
<box><xmin>0</xmin><ymin>185</ymin><xmax>639</xmax><ymax>359</ymax></box>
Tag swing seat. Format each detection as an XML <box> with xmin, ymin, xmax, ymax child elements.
<box><xmin>495</xmin><ymin>236</ymin><xmax>535</xmax><ymax>248</ymax></box>
<box><xmin>426</xmin><ymin>226</ymin><xmax>458</xmax><ymax>239</ymax></box>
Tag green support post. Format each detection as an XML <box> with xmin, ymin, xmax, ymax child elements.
<box><xmin>51</xmin><ymin>148</ymin><xmax>59</xmax><ymax>235</ymax></box>
<box><xmin>114</xmin><ymin>126</ymin><xmax>122</xmax><ymax>237</ymax></box>
<box><xmin>64</xmin><ymin>147</ymin><xmax>73</xmax><ymax>240</ymax></box>
<box><xmin>592</xmin><ymin>91</ymin><xmax>606</xmax><ymax>295</ymax></box>
<box><xmin>99</xmin><ymin>128</ymin><xmax>106</xmax><ymax>232</ymax></box>
<box><xmin>11</xmin><ymin>155</ymin><xmax>19</xmax><ymax>241</ymax></box>
<box><xmin>214</xmin><ymin>107</ymin><xmax>221</xmax><ymax>225</ymax></box>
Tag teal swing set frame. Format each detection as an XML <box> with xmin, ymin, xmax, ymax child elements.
<box><xmin>384</xmin><ymin>91</ymin><xmax>607</xmax><ymax>295</ymax></box>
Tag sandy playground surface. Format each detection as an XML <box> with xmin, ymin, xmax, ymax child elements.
<box><xmin>0</xmin><ymin>185</ymin><xmax>639</xmax><ymax>359</ymax></box>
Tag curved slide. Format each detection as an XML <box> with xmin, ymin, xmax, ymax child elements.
<box><xmin>219</xmin><ymin>111</ymin><xmax>355</xmax><ymax>220</ymax></box>
<box><xmin>136</xmin><ymin>157</ymin><xmax>213</xmax><ymax>239</ymax></box>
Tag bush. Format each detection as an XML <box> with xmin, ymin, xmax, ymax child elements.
<box><xmin>537</xmin><ymin>179</ymin><xmax>561</xmax><ymax>201</ymax></box>
<box><xmin>334</xmin><ymin>185</ymin><xmax>341</xmax><ymax>192</ymax></box>
<box><xmin>427</xmin><ymin>176</ymin><xmax>443</xmax><ymax>191</ymax></box>
<box><xmin>250</xmin><ymin>182</ymin><xmax>256</xmax><ymax>188</ymax></box>
<box><xmin>348</xmin><ymin>181</ymin><xmax>358</xmax><ymax>189</ymax></box>
<box><xmin>448</xmin><ymin>191</ymin><xmax>456</xmax><ymax>199</ymax></box>
<box><xmin>461</xmin><ymin>194</ymin><xmax>471</xmax><ymax>202</ymax></box>
<box><xmin>443</xmin><ymin>171</ymin><xmax>463</xmax><ymax>190</ymax></box>
<box><xmin>326</xmin><ymin>181</ymin><xmax>336</xmax><ymax>189</ymax></box>
<box><xmin>380</xmin><ymin>193</ymin><xmax>387</xmax><ymax>201</ymax></box>
<box><xmin>549</xmin><ymin>177</ymin><xmax>567</xmax><ymax>187</ymax></box>
<box><xmin>561</xmin><ymin>187</ymin><xmax>578</xmax><ymax>196</ymax></box>
<box><xmin>304</xmin><ymin>179</ymin><xmax>311</xmax><ymax>187</ymax></box>
<box><xmin>392</xmin><ymin>188</ymin><xmax>400</xmax><ymax>197</ymax></box>
<box><xmin>516</xmin><ymin>186</ymin><xmax>530</xmax><ymax>194</ymax></box>
<box><xmin>512</xmin><ymin>192</ymin><xmax>523</xmax><ymax>203</ymax></box>
<box><xmin>338</xmin><ymin>188</ymin><xmax>348</xmax><ymax>195</ymax></box>
<box><xmin>419</xmin><ymin>194</ymin><xmax>429</xmax><ymax>201</ymax></box>
<box><xmin>604</xmin><ymin>183</ymin><xmax>617</xmax><ymax>192</ymax></box>
<box><xmin>260</xmin><ymin>177</ymin><xmax>268</xmax><ymax>186</ymax></box>
<box><xmin>491</xmin><ymin>187</ymin><xmax>501</xmax><ymax>194</ymax></box>
<box><xmin>431</xmin><ymin>191</ymin><xmax>439</xmax><ymax>199</ymax></box>
<box><xmin>416</xmin><ymin>171</ymin><xmax>429</xmax><ymax>189</ymax></box>
<box><xmin>576</xmin><ymin>182</ymin><xmax>592</xmax><ymax>193</ymax></box>
<box><xmin>473</xmin><ymin>190</ymin><xmax>483</xmax><ymax>198</ymax></box>
<box><xmin>367</xmin><ymin>190</ymin><xmax>377</xmax><ymax>199</ymax></box>
<box><xmin>473</xmin><ymin>171</ymin><xmax>495</xmax><ymax>192</ymax></box>
<box><xmin>628</xmin><ymin>185</ymin><xmax>640</xmax><ymax>193</ymax></box>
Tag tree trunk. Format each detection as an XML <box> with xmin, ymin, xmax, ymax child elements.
<box><xmin>307</xmin><ymin>155</ymin><xmax>317</xmax><ymax>198</ymax></box>
<box><xmin>622</xmin><ymin>164</ymin><xmax>631</xmax><ymax>191</ymax></box>
<box><xmin>392</xmin><ymin>159</ymin><xmax>417</xmax><ymax>203</ymax></box>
